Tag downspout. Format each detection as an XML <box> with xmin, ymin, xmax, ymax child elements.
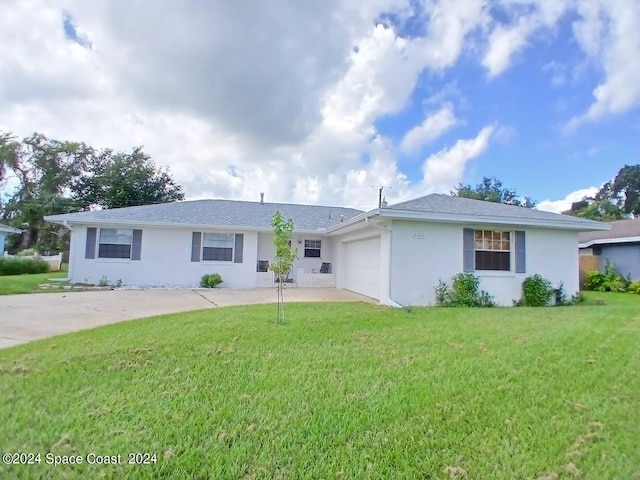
<box><xmin>364</xmin><ymin>217</ymin><xmax>403</xmax><ymax>308</ymax></box>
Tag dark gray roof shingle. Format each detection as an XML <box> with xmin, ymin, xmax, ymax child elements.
<box><xmin>45</xmin><ymin>200</ymin><xmax>364</xmax><ymax>230</ymax></box>
<box><xmin>578</xmin><ymin>218</ymin><xmax>640</xmax><ymax>243</ymax></box>
<box><xmin>385</xmin><ymin>194</ymin><xmax>607</xmax><ymax>229</ymax></box>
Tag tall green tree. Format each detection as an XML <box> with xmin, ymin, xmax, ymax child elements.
<box><xmin>0</xmin><ymin>131</ymin><xmax>185</xmax><ymax>253</ymax></box>
<box><xmin>564</xmin><ymin>165</ymin><xmax>640</xmax><ymax>220</ymax></box>
<box><xmin>269</xmin><ymin>211</ymin><xmax>297</xmax><ymax>323</ymax></box>
<box><xmin>450</xmin><ymin>176</ymin><xmax>537</xmax><ymax>208</ymax></box>
<box><xmin>73</xmin><ymin>147</ymin><xmax>184</xmax><ymax>209</ymax></box>
<box><xmin>0</xmin><ymin>133</ymin><xmax>93</xmax><ymax>251</ymax></box>
<box><xmin>563</xmin><ymin>198</ymin><xmax>624</xmax><ymax>221</ymax></box>
<box><xmin>610</xmin><ymin>165</ymin><xmax>640</xmax><ymax>217</ymax></box>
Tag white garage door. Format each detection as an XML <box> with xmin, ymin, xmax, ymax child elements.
<box><xmin>343</xmin><ymin>236</ymin><xmax>381</xmax><ymax>299</ymax></box>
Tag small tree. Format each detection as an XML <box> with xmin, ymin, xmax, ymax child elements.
<box><xmin>269</xmin><ymin>211</ymin><xmax>297</xmax><ymax>323</ymax></box>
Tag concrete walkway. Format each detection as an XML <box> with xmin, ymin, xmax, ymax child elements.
<box><xmin>0</xmin><ymin>288</ymin><xmax>373</xmax><ymax>349</ymax></box>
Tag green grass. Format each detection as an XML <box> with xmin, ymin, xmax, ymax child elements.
<box><xmin>0</xmin><ymin>266</ymin><xmax>68</xmax><ymax>295</ymax></box>
<box><xmin>1</xmin><ymin>296</ymin><xmax>639</xmax><ymax>479</ymax></box>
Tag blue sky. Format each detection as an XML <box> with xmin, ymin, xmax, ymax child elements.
<box><xmin>0</xmin><ymin>0</ymin><xmax>638</xmax><ymax>212</ymax></box>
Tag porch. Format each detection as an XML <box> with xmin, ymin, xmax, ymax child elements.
<box><xmin>256</xmin><ymin>232</ymin><xmax>336</xmax><ymax>288</ymax></box>
<box><xmin>255</xmin><ymin>268</ymin><xmax>336</xmax><ymax>288</ymax></box>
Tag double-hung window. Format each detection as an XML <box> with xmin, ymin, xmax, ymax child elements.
<box><xmin>202</xmin><ymin>233</ymin><xmax>234</xmax><ymax>262</ymax></box>
<box><xmin>304</xmin><ymin>240</ymin><xmax>321</xmax><ymax>258</ymax></box>
<box><xmin>474</xmin><ymin>230</ymin><xmax>511</xmax><ymax>271</ymax></box>
<box><xmin>98</xmin><ymin>228</ymin><xmax>133</xmax><ymax>259</ymax></box>
<box><xmin>463</xmin><ymin>228</ymin><xmax>525</xmax><ymax>274</ymax></box>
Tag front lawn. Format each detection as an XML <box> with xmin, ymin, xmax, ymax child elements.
<box><xmin>0</xmin><ymin>267</ymin><xmax>68</xmax><ymax>295</ymax></box>
<box><xmin>1</xmin><ymin>297</ymin><xmax>638</xmax><ymax>479</ymax></box>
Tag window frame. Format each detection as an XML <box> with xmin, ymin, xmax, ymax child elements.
<box><xmin>97</xmin><ymin>228</ymin><xmax>134</xmax><ymax>260</ymax></box>
<box><xmin>304</xmin><ymin>239</ymin><xmax>322</xmax><ymax>258</ymax></box>
<box><xmin>473</xmin><ymin>230</ymin><xmax>512</xmax><ymax>272</ymax></box>
<box><xmin>201</xmin><ymin>232</ymin><xmax>235</xmax><ymax>263</ymax></box>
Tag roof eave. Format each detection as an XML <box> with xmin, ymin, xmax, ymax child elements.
<box><xmin>326</xmin><ymin>209</ymin><xmax>380</xmax><ymax>233</ymax></box>
<box><xmin>0</xmin><ymin>226</ymin><xmax>22</xmax><ymax>234</ymax></box>
<box><xmin>579</xmin><ymin>236</ymin><xmax>640</xmax><ymax>248</ymax></box>
<box><xmin>376</xmin><ymin>208</ymin><xmax>612</xmax><ymax>231</ymax></box>
<box><xmin>44</xmin><ymin>216</ymin><xmax>329</xmax><ymax>234</ymax></box>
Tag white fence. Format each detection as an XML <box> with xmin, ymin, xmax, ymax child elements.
<box><xmin>3</xmin><ymin>252</ymin><xmax>63</xmax><ymax>272</ymax></box>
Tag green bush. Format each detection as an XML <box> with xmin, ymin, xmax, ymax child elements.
<box><xmin>435</xmin><ymin>273</ymin><xmax>495</xmax><ymax>307</ymax></box>
<box><xmin>518</xmin><ymin>274</ymin><xmax>553</xmax><ymax>306</ymax></box>
<box><xmin>0</xmin><ymin>256</ymin><xmax>50</xmax><ymax>275</ymax></box>
<box><xmin>628</xmin><ymin>280</ymin><xmax>640</xmax><ymax>294</ymax></box>
<box><xmin>584</xmin><ymin>260</ymin><xmax>628</xmax><ymax>293</ymax></box>
<box><xmin>200</xmin><ymin>273</ymin><xmax>223</xmax><ymax>288</ymax></box>
<box><xmin>584</xmin><ymin>270</ymin><xmax>605</xmax><ymax>291</ymax></box>
<box><xmin>16</xmin><ymin>248</ymin><xmax>40</xmax><ymax>257</ymax></box>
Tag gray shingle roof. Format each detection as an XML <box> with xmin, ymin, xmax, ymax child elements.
<box><xmin>45</xmin><ymin>200</ymin><xmax>364</xmax><ymax>230</ymax></box>
<box><xmin>578</xmin><ymin>218</ymin><xmax>640</xmax><ymax>243</ymax></box>
<box><xmin>385</xmin><ymin>194</ymin><xmax>607</xmax><ymax>230</ymax></box>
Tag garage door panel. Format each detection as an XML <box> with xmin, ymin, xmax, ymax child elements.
<box><xmin>343</xmin><ymin>236</ymin><xmax>380</xmax><ymax>299</ymax></box>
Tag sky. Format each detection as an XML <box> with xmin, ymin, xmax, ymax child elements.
<box><xmin>0</xmin><ymin>0</ymin><xmax>639</xmax><ymax>213</ymax></box>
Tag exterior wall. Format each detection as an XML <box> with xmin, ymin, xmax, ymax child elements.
<box><xmin>389</xmin><ymin>221</ymin><xmax>463</xmax><ymax>306</ymax></box>
<box><xmin>389</xmin><ymin>221</ymin><xmax>580</xmax><ymax>306</ymax></box>
<box><xmin>0</xmin><ymin>233</ymin><xmax>5</xmax><ymax>254</ymax></box>
<box><xmin>291</xmin><ymin>233</ymin><xmax>332</xmax><ymax>277</ymax></box>
<box><xmin>598</xmin><ymin>243</ymin><xmax>640</xmax><ymax>280</ymax></box>
<box><xmin>69</xmin><ymin>225</ymin><xmax>258</xmax><ymax>288</ymax></box>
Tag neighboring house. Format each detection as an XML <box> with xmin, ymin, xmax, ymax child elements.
<box><xmin>44</xmin><ymin>194</ymin><xmax>608</xmax><ymax>306</ymax></box>
<box><xmin>0</xmin><ymin>223</ymin><xmax>22</xmax><ymax>254</ymax></box>
<box><xmin>578</xmin><ymin>218</ymin><xmax>640</xmax><ymax>280</ymax></box>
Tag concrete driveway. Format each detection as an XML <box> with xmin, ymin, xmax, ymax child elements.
<box><xmin>0</xmin><ymin>288</ymin><xmax>373</xmax><ymax>349</ymax></box>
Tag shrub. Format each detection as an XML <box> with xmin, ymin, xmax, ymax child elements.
<box><xmin>435</xmin><ymin>273</ymin><xmax>495</xmax><ymax>307</ymax></box>
<box><xmin>16</xmin><ymin>248</ymin><xmax>40</xmax><ymax>257</ymax></box>
<box><xmin>434</xmin><ymin>280</ymin><xmax>450</xmax><ymax>306</ymax></box>
<box><xmin>569</xmin><ymin>291</ymin><xmax>586</xmax><ymax>305</ymax></box>
<box><xmin>628</xmin><ymin>280</ymin><xmax>640</xmax><ymax>294</ymax></box>
<box><xmin>585</xmin><ymin>260</ymin><xmax>628</xmax><ymax>293</ymax></box>
<box><xmin>519</xmin><ymin>274</ymin><xmax>553</xmax><ymax>307</ymax></box>
<box><xmin>0</xmin><ymin>256</ymin><xmax>50</xmax><ymax>275</ymax></box>
<box><xmin>200</xmin><ymin>273</ymin><xmax>223</xmax><ymax>288</ymax></box>
<box><xmin>584</xmin><ymin>270</ymin><xmax>605</xmax><ymax>291</ymax></box>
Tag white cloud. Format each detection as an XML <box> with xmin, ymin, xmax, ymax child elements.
<box><xmin>543</xmin><ymin>61</ymin><xmax>567</xmax><ymax>88</ymax></box>
<box><xmin>568</xmin><ymin>0</ymin><xmax>640</xmax><ymax>128</ymax></box>
<box><xmin>482</xmin><ymin>0</ymin><xmax>572</xmax><ymax>78</ymax></box>
<box><xmin>536</xmin><ymin>187</ymin><xmax>599</xmax><ymax>213</ymax></box>
<box><xmin>421</xmin><ymin>126</ymin><xmax>495</xmax><ymax>193</ymax></box>
<box><xmin>0</xmin><ymin>0</ymin><xmax>636</xmax><ymax>212</ymax></box>
<box><xmin>401</xmin><ymin>104</ymin><xmax>458</xmax><ymax>153</ymax></box>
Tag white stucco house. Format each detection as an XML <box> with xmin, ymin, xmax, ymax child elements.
<box><xmin>0</xmin><ymin>223</ymin><xmax>22</xmax><ymax>254</ymax></box>
<box><xmin>44</xmin><ymin>194</ymin><xmax>608</xmax><ymax>306</ymax></box>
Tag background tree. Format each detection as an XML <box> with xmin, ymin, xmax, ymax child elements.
<box><xmin>563</xmin><ymin>164</ymin><xmax>640</xmax><ymax>220</ymax></box>
<box><xmin>0</xmin><ymin>133</ymin><xmax>93</xmax><ymax>252</ymax></box>
<box><xmin>450</xmin><ymin>176</ymin><xmax>537</xmax><ymax>208</ymax></box>
<box><xmin>562</xmin><ymin>198</ymin><xmax>624</xmax><ymax>221</ymax></box>
<box><xmin>0</xmin><ymin>130</ymin><xmax>185</xmax><ymax>253</ymax></box>
<box><xmin>73</xmin><ymin>147</ymin><xmax>184</xmax><ymax>210</ymax></box>
<box><xmin>269</xmin><ymin>211</ymin><xmax>297</xmax><ymax>324</ymax></box>
<box><xmin>610</xmin><ymin>165</ymin><xmax>640</xmax><ymax>217</ymax></box>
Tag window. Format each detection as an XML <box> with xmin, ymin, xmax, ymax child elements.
<box><xmin>304</xmin><ymin>239</ymin><xmax>321</xmax><ymax>258</ymax></box>
<box><xmin>474</xmin><ymin>230</ymin><xmax>510</xmax><ymax>271</ymax></box>
<box><xmin>98</xmin><ymin>228</ymin><xmax>133</xmax><ymax>259</ymax></box>
<box><xmin>203</xmin><ymin>233</ymin><xmax>234</xmax><ymax>261</ymax></box>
